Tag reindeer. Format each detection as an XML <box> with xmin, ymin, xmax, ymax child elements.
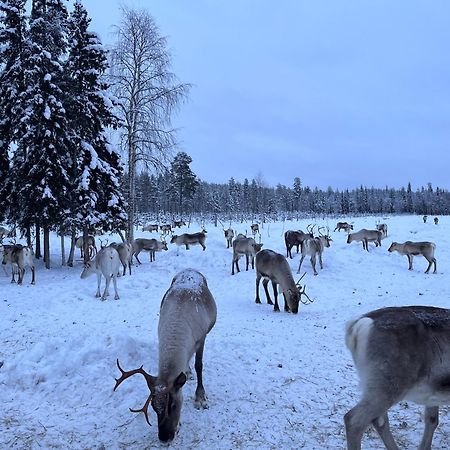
<box><xmin>160</xmin><ymin>224</ymin><xmax>172</xmax><ymax>235</ymax></box>
<box><xmin>284</xmin><ymin>225</ymin><xmax>314</xmax><ymax>258</ymax></box>
<box><xmin>250</xmin><ymin>223</ymin><xmax>259</xmax><ymax>235</ymax></box>
<box><xmin>376</xmin><ymin>223</ymin><xmax>388</xmax><ymax>237</ymax></box>
<box><xmin>2</xmin><ymin>244</ymin><xmax>35</xmax><ymax>284</ymax></box>
<box><xmin>434</xmin><ymin>216</ymin><xmax>439</xmax><ymax>225</ymax></box>
<box><xmin>297</xmin><ymin>227</ymin><xmax>332</xmax><ymax>275</ymax></box>
<box><xmin>142</xmin><ymin>224</ymin><xmax>159</xmax><ymax>232</ymax></box>
<box><xmin>109</xmin><ymin>242</ymin><xmax>132</xmax><ymax>275</ymax></box>
<box><xmin>334</xmin><ymin>222</ymin><xmax>354</xmax><ymax>232</ymax></box>
<box><xmin>255</xmin><ymin>249</ymin><xmax>312</xmax><ymax>313</ymax></box>
<box><xmin>80</xmin><ymin>246</ymin><xmax>120</xmax><ymax>300</ymax></box>
<box><xmin>344</xmin><ymin>305</ymin><xmax>450</xmax><ymax>450</ymax></box>
<box><xmin>75</xmin><ymin>235</ymin><xmax>97</xmax><ymax>258</ymax></box>
<box><xmin>171</xmin><ymin>231</ymin><xmax>207</xmax><ymax>252</ymax></box>
<box><xmin>224</xmin><ymin>228</ymin><xmax>234</xmax><ymax>248</ymax></box>
<box><xmin>0</xmin><ymin>226</ymin><xmax>11</xmax><ymax>240</ymax></box>
<box><xmin>347</xmin><ymin>229</ymin><xmax>382</xmax><ymax>251</ymax></box>
<box><xmin>132</xmin><ymin>238</ymin><xmax>168</xmax><ymax>263</ymax></box>
<box><xmin>423</xmin><ymin>215</ymin><xmax>428</xmax><ymax>223</ymax></box>
<box><xmin>231</xmin><ymin>235</ymin><xmax>263</xmax><ymax>275</ymax></box>
<box><xmin>114</xmin><ymin>269</ymin><xmax>217</xmax><ymax>443</ymax></box>
<box><xmin>173</xmin><ymin>220</ymin><xmax>186</xmax><ymax>228</ymax></box>
<box><xmin>388</xmin><ymin>241</ymin><xmax>437</xmax><ymax>274</ymax></box>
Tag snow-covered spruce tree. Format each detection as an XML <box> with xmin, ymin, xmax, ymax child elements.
<box><xmin>64</xmin><ymin>0</ymin><xmax>126</xmax><ymax>265</ymax></box>
<box><xmin>10</xmin><ymin>0</ymin><xmax>71</xmax><ymax>268</ymax></box>
<box><xmin>0</xmin><ymin>0</ymin><xmax>27</xmax><ymax>223</ymax></box>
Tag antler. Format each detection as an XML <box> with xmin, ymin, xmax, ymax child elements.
<box><xmin>295</xmin><ymin>273</ymin><xmax>314</xmax><ymax>305</ymax></box>
<box><xmin>306</xmin><ymin>224</ymin><xmax>316</xmax><ymax>235</ymax></box>
<box><xmin>318</xmin><ymin>226</ymin><xmax>325</xmax><ymax>237</ymax></box>
<box><xmin>114</xmin><ymin>359</ymin><xmax>156</xmax><ymax>426</ymax></box>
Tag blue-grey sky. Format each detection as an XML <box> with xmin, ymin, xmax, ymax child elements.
<box><xmin>83</xmin><ymin>0</ymin><xmax>450</xmax><ymax>190</ymax></box>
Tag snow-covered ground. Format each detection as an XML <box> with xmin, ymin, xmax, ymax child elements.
<box><xmin>0</xmin><ymin>215</ymin><xmax>449</xmax><ymax>449</ymax></box>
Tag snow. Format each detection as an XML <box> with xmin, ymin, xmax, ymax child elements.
<box><xmin>0</xmin><ymin>215</ymin><xmax>449</xmax><ymax>449</ymax></box>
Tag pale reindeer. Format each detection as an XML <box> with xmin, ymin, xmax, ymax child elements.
<box><xmin>376</xmin><ymin>223</ymin><xmax>388</xmax><ymax>237</ymax></box>
<box><xmin>142</xmin><ymin>224</ymin><xmax>159</xmax><ymax>232</ymax></box>
<box><xmin>255</xmin><ymin>249</ymin><xmax>312</xmax><ymax>313</ymax></box>
<box><xmin>388</xmin><ymin>241</ymin><xmax>437</xmax><ymax>274</ymax></box>
<box><xmin>231</xmin><ymin>234</ymin><xmax>263</xmax><ymax>275</ymax></box>
<box><xmin>284</xmin><ymin>225</ymin><xmax>314</xmax><ymax>259</ymax></box>
<box><xmin>109</xmin><ymin>242</ymin><xmax>132</xmax><ymax>275</ymax></box>
<box><xmin>2</xmin><ymin>244</ymin><xmax>35</xmax><ymax>285</ymax></box>
<box><xmin>171</xmin><ymin>231</ymin><xmax>207</xmax><ymax>253</ymax></box>
<box><xmin>345</xmin><ymin>305</ymin><xmax>450</xmax><ymax>450</ymax></box>
<box><xmin>224</xmin><ymin>228</ymin><xmax>234</xmax><ymax>248</ymax></box>
<box><xmin>297</xmin><ymin>227</ymin><xmax>332</xmax><ymax>275</ymax></box>
<box><xmin>80</xmin><ymin>246</ymin><xmax>120</xmax><ymax>300</ymax></box>
<box><xmin>132</xmin><ymin>238</ymin><xmax>168</xmax><ymax>263</ymax></box>
<box><xmin>334</xmin><ymin>222</ymin><xmax>354</xmax><ymax>232</ymax></box>
<box><xmin>75</xmin><ymin>235</ymin><xmax>97</xmax><ymax>258</ymax></box>
<box><xmin>347</xmin><ymin>229</ymin><xmax>382</xmax><ymax>251</ymax></box>
<box><xmin>114</xmin><ymin>269</ymin><xmax>217</xmax><ymax>443</ymax></box>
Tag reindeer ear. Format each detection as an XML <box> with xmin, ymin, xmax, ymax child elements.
<box><xmin>173</xmin><ymin>372</ymin><xmax>187</xmax><ymax>390</ymax></box>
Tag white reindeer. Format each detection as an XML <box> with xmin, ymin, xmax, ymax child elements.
<box><xmin>114</xmin><ymin>269</ymin><xmax>217</xmax><ymax>443</ymax></box>
<box><xmin>345</xmin><ymin>305</ymin><xmax>450</xmax><ymax>449</ymax></box>
<box><xmin>80</xmin><ymin>246</ymin><xmax>120</xmax><ymax>300</ymax></box>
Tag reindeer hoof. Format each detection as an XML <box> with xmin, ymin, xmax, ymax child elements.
<box><xmin>273</xmin><ymin>307</ymin><xmax>280</xmax><ymax>313</ymax></box>
<box><xmin>194</xmin><ymin>397</ymin><xmax>208</xmax><ymax>410</ymax></box>
<box><xmin>114</xmin><ymin>295</ymin><xmax>120</xmax><ymax>300</ymax></box>
<box><xmin>267</xmin><ymin>300</ymin><xmax>274</xmax><ymax>305</ymax></box>
<box><xmin>255</xmin><ymin>298</ymin><xmax>261</xmax><ymax>304</ymax></box>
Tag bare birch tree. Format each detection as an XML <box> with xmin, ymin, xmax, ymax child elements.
<box><xmin>110</xmin><ymin>6</ymin><xmax>190</xmax><ymax>241</ymax></box>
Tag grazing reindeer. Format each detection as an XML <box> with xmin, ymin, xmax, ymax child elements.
<box><xmin>75</xmin><ymin>235</ymin><xmax>97</xmax><ymax>258</ymax></box>
<box><xmin>423</xmin><ymin>214</ymin><xmax>428</xmax><ymax>223</ymax></box>
<box><xmin>297</xmin><ymin>227</ymin><xmax>332</xmax><ymax>275</ymax></box>
<box><xmin>160</xmin><ymin>224</ymin><xmax>172</xmax><ymax>234</ymax></box>
<box><xmin>334</xmin><ymin>222</ymin><xmax>354</xmax><ymax>232</ymax></box>
<box><xmin>434</xmin><ymin>216</ymin><xmax>439</xmax><ymax>225</ymax></box>
<box><xmin>2</xmin><ymin>244</ymin><xmax>35</xmax><ymax>285</ymax></box>
<box><xmin>255</xmin><ymin>249</ymin><xmax>311</xmax><ymax>313</ymax></box>
<box><xmin>344</xmin><ymin>305</ymin><xmax>450</xmax><ymax>450</ymax></box>
<box><xmin>376</xmin><ymin>223</ymin><xmax>388</xmax><ymax>237</ymax></box>
<box><xmin>171</xmin><ymin>231</ymin><xmax>207</xmax><ymax>252</ymax></box>
<box><xmin>142</xmin><ymin>224</ymin><xmax>159</xmax><ymax>232</ymax></box>
<box><xmin>388</xmin><ymin>241</ymin><xmax>437</xmax><ymax>274</ymax></box>
<box><xmin>231</xmin><ymin>235</ymin><xmax>263</xmax><ymax>275</ymax></box>
<box><xmin>173</xmin><ymin>220</ymin><xmax>186</xmax><ymax>228</ymax></box>
<box><xmin>109</xmin><ymin>242</ymin><xmax>132</xmax><ymax>276</ymax></box>
<box><xmin>224</xmin><ymin>228</ymin><xmax>234</xmax><ymax>248</ymax></box>
<box><xmin>114</xmin><ymin>269</ymin><xmax>217</xmax><ymax>443</ymax></box>
<box><xmin>80</xmin><ymin>246</ymin><xmax>120</xmax><ymax>300</ymax></box>
<box><xmin>132</xmin><ymin>238</ymin><xmax>168</xmax><ymax>263</ymax></box>
<box><xmin>250</xmin><ymin>223</ymin><xmax>259</xmax><ymax>235</ymax></box>
<box><xmin>347</xmin><ymin>229</ymin><xmax>382</xmax><ymax>251</ymax></box>
<box><xmin>284</xmin><ymin>225</ymin><xmax>314</xmax><ymax>259</ymax></box>
<box><xmin>0</xmin><ymin>242</ymin><xmax>13</xmax><ymax>276</ymax></box>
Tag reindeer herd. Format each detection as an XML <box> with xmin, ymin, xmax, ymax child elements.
<box><xmin>1</xmin><ymin>216</ymin><xmax>448</xmax><ymax>448</ymax></box>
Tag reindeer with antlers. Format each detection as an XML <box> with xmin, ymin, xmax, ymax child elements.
<box><xmin>255</xmin><ymin>249</ymin><xmax>312</xmax><ymax>313</ymax></box>
<box><xmin>284</xmin><ymin>224</ymin><xmax>315</xmax><ymax>259</ymax></box>
<box><xmin>132</xmin><ymin>236</ymin><xmax>168</xmax><ymax>264</ymax></box>
<box><xmin>114</xmin><ymin>269</ymin><xmax>217</xmax><ymax>443</ymax></box>
<box><xmin>297</xmin><ymin>226</ymin><xmax>332</xmax><ymax>275</ymax></box>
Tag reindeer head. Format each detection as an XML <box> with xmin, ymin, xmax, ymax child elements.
<box><xmin>318</xmin><ymin>226</ymin><xmax>332</xmax><ymax>248</ymax></box>
<box><xmin>114</xmin><ymin>360</ymin><xmax>186</xmax><ymax>443</ymax></box>
<box><xmin>388</xmin><ymin>242</ymin><xmax>397</xmax><ymax>252</ymax></box>
<box><xmin>80</xmin><ymin>261</ymin><xmax>95</xmax><ymax>279</ymax></box>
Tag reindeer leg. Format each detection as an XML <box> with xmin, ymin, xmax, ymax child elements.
<box><xmin>262</xmin><ymin>278</ymin><xmax>273</xmax><ymax>305</ymax></box>
<box><xmin>319</xmin><ymin>252</ymin><xmax>323</xmax><ymax>269</ymax></box>
<box><xmin>371</xmin><ymin>413</ymin><xmax>398</xmax><ymax>450</ymax></box>
<box><xmin>425</xmin><ymin>257</ymin><xmax>432</xmax><ymax>274</ymax></box>
<box><xmin>432</xmin><ymin>258</ymin><xmax>437</xmax><ymax>274</ymax></box>
<box><xmin>103</xmin><ymin>275</ymin><xmax>111</xmax><ymax>300</ymax></box>
<box><xmin>345</xmin><ymin>396</ymin><xmax>400</xmax><ymax>450</ymax></box>
<box><xmin>134</xmin><ymin>252</ymin><xmax>142</xmax><ymax>265</ymax></box>
<box><xmin>245</xmin><ymin>254</ymin><xmax>249</xmax><ymax>271</ymax></box>
<box><xmin>31</xmin><ymin>266</ymin><xmax>35</xmax><ymax>285</ymax></box>
<box><xmin>408</xmin><ymin>255</ymin><xmax>413</xmax><ymax>270</ymax></box>
<box><xmin>272</xmin><ymin>281</ymin><xmax>280</xmax><ymax>312</ymax></box>
<box><xmin>255</xmin><ymin>273</ymin><xmax>262</xmax><ymax>303</ymax></box>
<box><xmin>194</xmin><ymin>338</ymin><xmax>208</xmax><ymax>409</ymax></box>
<box><xmin>417</xmin><ymin>406</ymin><xmax>439</xmax><ymax>450</ymax></box>
<box><xmin>297</xmin><ymin>254</ymin><xmax>305</xmax><ymax>274</ymax></box>
<box><xmin>311</xmin><ymin>255</ymin><xmax>318</xmax><ymax>276</ymax></box>
<box><xmin>122</xmin><ymin>262</ymin><xmax>126</xmax><ymax>276</ymax></box>
<box><xmin>96</xmin><ymin>273</ymin><xmax>102</xmax><ymax>298</ymax></box>
<box><xmin>113</xmin><ymin>274</ymin><xmax>119</xmax><ymax>300</ymax></box>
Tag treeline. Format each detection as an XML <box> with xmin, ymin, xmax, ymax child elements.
<box><xmin>136</xmin><ymin>173</ymin><xmax>449</xmax><ymax>219</ymax></box>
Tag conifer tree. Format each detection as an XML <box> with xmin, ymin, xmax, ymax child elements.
<box><xmin>65</xmin><ymin>0</ymin><xmax>126</xmax><ymax>263</ymax></box>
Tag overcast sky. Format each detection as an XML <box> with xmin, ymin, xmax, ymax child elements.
<box><xmin>82</xmin><ymin>0</ymin><xmax>450</xmax><ymax>190</ymax></box>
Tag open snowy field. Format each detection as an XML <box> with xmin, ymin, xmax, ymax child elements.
<box><xmin>0</xmin><ymin>215</ymin><xmax>449</xmax><ymax>449</ymax></box>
